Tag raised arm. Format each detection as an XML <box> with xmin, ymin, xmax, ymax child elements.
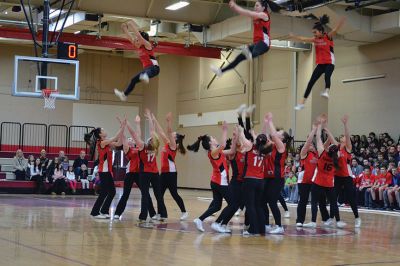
<box><xmin>239</xmin><ymin>127</ymin><xmax>253</xmax><ymax>152</ymax></box>
<box><xmin>341</xmin><ymin>114</ymin><xmax>352</xmax><ymax>152</ymax></box>
<box><xmin>211</xmin><ymin>121</ymin><xmax>228</xmax><ymax>158</ymax></box>
<box><xmin>223</xmin><ymin>126</ymin><xmax>239</xmax><ymax>157</ymax></box>
<box><xmin>100</xmin><ymin>119</ymin><xmax>126</xmax><ymax>148</ymax></box>
<box><xmin>229</xmin><ymin>0</ymin><xmax>269</xmax><ymax>20</ymax></box>
<box><xmin>300</xmin><ymin>124</ymin><xmax>318</xmax><ymax>159</ymax></box>
<box><xmin>135</xmin><ymin>115</ymin><xmax>142</xmax><ymax>140</ymax></box>
<box><xmin>265</xmin><ymin>112</ymin><xmax>285</xmax><ymax>153</ymax></box>
<box><xmin>324</xmin><ymin>127</ymin><xmax>339</xmax><ymax>147</ymax></box>
<box><xmin>316</xmin><ymin>124</ymin><xmax>324</xmax><ymax>156</ymax></box>
<box><xmin>121</xmin><ymin>132</ymin><xmax>130</xmax><ymax>154</ymax></box>
<box><xmin>328</xmin><ymin>17</ymin><xmax>346</xmax><ymax>38</ymax></box>
<box><xmin>126</xmin><ymin>120</ymin><xmax>144</xmax><ymax>150</ymax></box>
<box><xmin>166</xmin><ymin>112</ymin><xmax>177</xmax><ymax>151</ymax></box>
<box><xmin>126</xmin><ymin>20</ymin><xmax>152</xmax><ymax>50</ymax></box>
<box><xmin>288</xmin><ymin>32</ymin><xmax>314</xmax><ymax>43</ymax></box>
<box><xmin>152</xmin><ymin>113</ymin><xmax>169</xmax><ymax>145</ymax></box>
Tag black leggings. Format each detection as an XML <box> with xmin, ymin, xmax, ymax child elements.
<box><xmin>238</xmin><ymin>116</ymin><xmax>253</xmax><ymax>142</ymax></box>
<box><xmin>264</xmin><ymin>178</ymin><xmax>285</xmax><ymax>227</ymax></box>
<box><xmin>334</xmin><ymin>176</ymin><xmax>359</xmax><ymax>218</ymax></box>
<box><xmin>199</xmin><ymin>182</ymin><xmax>230</xmax><ymax>221</ymax></box>
<box><xmin>221</xmin><ymin>41</ymin><xmax>269</xmax><ymax>73</ymax></box>
<box><xmin>160</xmin><ymin>172</ymin><xmax>186</xmax><ymax>217</ymax></box>
<box><xmin>91</xmin><ymin>172</ymin><xmax>116</xmax><ymax>216</ymax></box>
<box><xmin>303</xmin><ymin>64</ymin><xmax>335</xmax><ymax>99</ymax></box>
<box><xmin>311</xmin><ymin>183</ymin><xmax>340</xmax><ymax>222</ymax></box>
<box><xmin>124</xmin><ymin>65</ymin><xmax>160</xmax><ymax>96</ymax></box>
<box><xmin>279</xmin><ymin>194</ymin><xmax>288</xmax><ymax>211</ymax></box>
<box><xmin>216</xmin><ymin>179</ymin><xmax>243</xmax><ymax>225</ymax></box>
<box><xmin>138</xmin><ymin>172</ymin><xmax>161</xmax><ymax>220</ymax></box>
<box><xmin>53</xmin><ymin>179</ymin><xmax>67</xmax><ymax>195</ymax></box>
<box><xmin>243</xmin><ymin>178</ymin><xmax>265</xmax><ymax>234</ymax></box>
<box><xmin>114</xmin><ymin>172</ymin><xmax>156</xmax><ymax>217</ymax></box>
<box><xmin>296</xmin><ymin>183</ymin><xmax>330</xmax><ymax>223</ymax></box>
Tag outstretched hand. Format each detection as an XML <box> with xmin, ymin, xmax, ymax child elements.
<box><xmin>229</xmin><ymin>0</ymin><xmax>236</xmax><ymax>9</ymax></box>
<box><xmin>222</xmin><ymin>121</ymin><xmax>228</xmax><ymax>131</ymax></box>
<box><xmin>135</xmin><ymin>115</ymin><xmax>140</xmax><ymax>123</ymax></box>
<box><xmin>264</xmin><ymin>112</ymin><xmax>273</xmax><ymax>123</ymax></box>
<box><xmin>166</xmin><ymin>112</ymin><xmax>172</xmax><ymax>122</ymax></box>
<box><xmin>341</xmin><ymin>114</ymin><xmax>349</xmax><ymax>125</ymax></box>
<box><xmin>144</xmin><ymin>108</ymin><xmax>152</xmax><ymax>120</ymax></box>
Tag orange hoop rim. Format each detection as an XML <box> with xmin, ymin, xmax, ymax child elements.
<box><xmin>42</xmin><ymin>89</ymin><xmax>58</xmax><ymax>98</ymax></box>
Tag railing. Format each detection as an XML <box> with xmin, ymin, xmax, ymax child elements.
<box><xmin>0</xmin><ymin>122</ymin><xmax>94</xmax><ymax>154</ymax></box>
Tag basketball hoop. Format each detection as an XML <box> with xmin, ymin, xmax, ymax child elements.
<box><xmin>42</xmin><ymin>89</ymin><xmax>58</xmax><ymax>110</ymax></box>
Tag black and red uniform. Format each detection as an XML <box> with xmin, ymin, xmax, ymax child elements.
<box><xmin>160</xmin><ymin>144</ymin><xmax>186</xmax><ymax>217</ymax></box>
<box><xmin>303</xmin><ymin>33</ymin><xmax>335</xmax><ymax>99</ymax></box>
<box><xmin>123</xmin><ymin>45</ymin><xmax>160</xmax><ymax>96</ymax></box>
<box><xmin>334</xmin><ymin>147</ymin><xmax>359</xmax><ymax>219</ymax></box>
<box><xmin>264</xmin><ymin>144</ymin><xmax>287</xmax><ymax>227</ymax></box>
<box><xmin>138</xmin><ymin>146</ymin><xmax>166</xmax><ymax>221</ymax></box>
<box><xmin>220</xmin><ymin>11</ymin><xmax>270</xmax><ymax>74</ymax></box>
<box><xmin>310</xmin><ymin>151</ymin><xmax>340</xmax><ymax>223</ymax></box>
<box><xmin>90</xmin><ymin>141</ymin><xmax>116</xmax><ymax>217</ymax></box>
<box><xmin>198</xmin><ymin>150</ymin><xmax>231</xmax><ymax>222</ymax></box>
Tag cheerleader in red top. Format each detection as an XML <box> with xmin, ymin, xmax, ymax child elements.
<box><xmin>126</xmin><ymin>109</ymin><xmax>167</xmax><ymax>222</ymax></box>
<box><xmin>152</xmin><ymin>112</ymin><xmax>188</xmax><ymax>221</ymax></box>
<box><xmin>114</xmin><ymin>19</ymin><xmax>160</xmax><ymax>101</ymax></box>
<box><xmin>210</xmin><ymin>0</ymin><xmax>281</xmax><ymax>77</ymax></box>
<box><xmin>187</xmin><ymin>122</ymin><xmax>230</xmax><ymax>232</ymax></box>
<box><xmin>85</xmin><ymin>121</ymin><xmax>125</xmax><ymax>219</ymax></box>
<box><xmin>303</xmin><ymin>121</ymin><xmax>345</xmax><ymax>228</ymax></box>
<box><xmin>290</xmin><ymin>15</ymin><xmax>346</xmax><ymax>110</ymax></box>
<box><xmin>114</xmin><ymin>115</ymin><xmax>156</xmax><ymax>219</ymax></box>
<box><xmin>296</xmin><ymin>121</ymin><xmax>329</xmax><ymax>227</ymax></box>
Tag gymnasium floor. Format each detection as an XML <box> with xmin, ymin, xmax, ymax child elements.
<box><xmin>0</xmin><ymin>189</ymin><xmax>399</xmax><ymax>266</ymax></box>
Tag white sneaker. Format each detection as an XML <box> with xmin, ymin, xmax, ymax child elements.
<box><xmin>294</xmin><ymin>104</ymin><xmax>305</xmax><ymax>111</ymax></box>
<box><xmin>265</xmin><ymin>225</ymin><xmax>275</xmax><ymax>233</ymax></box>
<box><xmin>284</xmin><ymin>211</ymin><xmax>290</xmax><ymax>218</ymax></box>
<box><xmin>210</xmin><ymin>65</ymin><xmax>223</xmax><ymax>77</ymax></box>
<box><xmin>114</xmin><ymin>89</ymin><xmax>127</xmax><ymax>101</ymax></box>
<box><xmin>194</xmin><ymin>218</ymin><xmax>205</xmax><ymax>232</ymax></box>
<box><xmin>211</xmin><ymin>222</ymin><xmax>222</xmax><ymax>233</ymax></box>
<box><xmin>243</xmin><ymin>224</ymin><xmax>250</xmax><ymax>231</ymax></box>
<box><xmin>320</xmin><ymin>89</ymin><xmax>330</xmax><ymax>99</ymax></box>
<box><xmin>180</xmin><ymin>212</ymin><xmax>189</xmax><ymax>221</ymax></box>
<box><xmin>336</xmin><ymin>221</ymin><xmax>347</xmax><ymax>228</ymax></box>
<box><xmin>236</xmin><ymin>104</ymin><xmax>247</xmax><ymax>116</ymax></box>
<box><xmin>100</xmin><ymin>213</ymin><xmax>110</xmax><ymax>219</ymax></box>
<box><xmin>92</xmin><ymin>214</ymin><xmax>107</xmax><ymax>219</ymax></box>
<box><xmin>234</xmin><ymin>209</ymin><xmax>241</xmax><ymax>217</ymax></box>
<box><xmin>139</xmin><ymin>73</ymin><xmax>149</xmax><ymax>83</ymax></box>
<box><xmin>113</xmin><ymin>215</ymin><xmax>120</xmax><ymax>220</ymax></box>
<box><xmin>323</xmin><ymin>218</ymin><xmax>334</xmax><ymax>227</ymax></box>
<box><xmin>221</xmin><ymin>225</ymin><xmax>232</xmax><ymax>234</ymax></box>
<box><xmin>296</xmin><ymin>223</ymin><xmax>303</xmax><ymax>227</ymax></box>
<box><xmin>303</xmin><ymin>222</ymin><xmax>317</xmax><ymax>228</ymax></box>
<box><xmin>269</xmin><ymin>226</ymin><xmax>284</xmax><ymax>234</ymax></box>
<box><xmin>355</xmin><ymin>218</ymin><xmax>362</xmax><ymax>228</ymax></box>
<box><xmin>241</xmin><ymin>46</ymin><xmax>253</xmax><ymax>61</ymax></box>
<box><xmin>246</xmin><ymin>104</ymin><xmax>256</xmax><ymax>116</ymax></box>
<box><xmin>152</xmin><ymin>214</ymin><xmax>160</xmax><ymax>221</ymax></box>
<box><xmin>242</xmin><ymin>230</ymin><xmax>251</xmax><ymax>236</ymax></box>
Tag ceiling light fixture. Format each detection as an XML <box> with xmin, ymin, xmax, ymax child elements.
<box><xmin>165</xmin><ymin>1</ymin><xmax>190</xmax><ymax>11</ymax></box>
<box><xmin>49</xmin><ymin>9</ymin><xmax>66</xmax><ymax>19</ymax></box>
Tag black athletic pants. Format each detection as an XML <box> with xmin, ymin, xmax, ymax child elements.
<box><xmin>160</xmin><ymin>172</ymin><xmax>186</xmax><ymax>217</ymax></box>
<box><xmin>216</xmin><ymin>179</ymin><xmax>243</xmax><ymax>225</ymax></box>
<box><xmin>139</xmin><ymin>172</ymin><xmax>161</xmax><ymax>220</ymax></box>
<box><xmin>264</xmin><ymin>178</ymin><xmax>285</xmax><ymax>227</ymax></box>
<box><xmin>124</xmin><ymin>65</ymin><xmax>160</xmax><ymax>96</ymax></box>
<box><xmin>243</xmin><ymin>178</ymin><xmax>265</xmax><ymax>235</ymax></box>
<box><xmin>296</xmin><ymin>183</ymin><xmax>330</xmax><ymax>223</ymax></box>
<box><xmin>334</xmin><ymin>176</ymin><xmax>359</xmax><ymax>218</ymax></box>
<box><xmin>91</xmin><ymin>172</ymin><xmax>116</xmax><ymax>216</ymax></box>
<box><xmin>221</xmin><ymin>41</ymin><xmax>269</xmax><ymax>73</ymax></box>
<box><xmin>279</xmin><ymin>193</ymin><xmax>289</xmax><ymax>211</ymax></box>
<box><xmin>303</xmin><ymin>64</ymin><xmax>335</xmax><ymax>99</ymax></box>
<box><xmin>311</xmin><ymin>183</ymin><xmax>340</xmax><ymax>222</ymax></box>
<box><xmin>238</xmin><ymin>116</ymin><xmax>253</xmax><ymax>142</ymax></box>
<box><xmin>199</xmin><ymin>182</ymin><xmax>230</xmax><ymax>221</ymax></box>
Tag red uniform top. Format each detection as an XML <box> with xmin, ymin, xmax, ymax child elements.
<box><xmin>314</xmin><ymin>33</ymin><xmax>335</xmax><ymax>65</ymax></box>
<box><xmin>253</xmin><ymin>11</ymin><xmax>271</xmax><ymax>45</ymax></box>
<box><xmin>375</xmin><ymin>172</ymin><xmax>392</xmax><ymax>186</ymax></box>
<box><xmin>230</xmin><ymin>152</ymin><xmax>245</xmax><ymax>182</ymax></box>
<box><xmin>125</xmin><ymin>147</ymin><xmax>139</xmax><ymax>173</ymax></box>
<box><xmin>313</xmin><ymin>151</ymin><xmax>335</xmax><ymax>187</ymax></box>
<box><xmin>139</xmin><ymin>147</ymin><xmax>158</xmax><ymax>173</ymax></box>
<box><xmin>264</xmin><ymin>145</ymin><xmax>287</xmax><ymax>179</ymax></box>
<box><xmin>138</xmin><ymin>46</ymin><xmax>158</xmax><ymax>69</ymax></box>
<box><xmin>244</xmin><ymin>146</ymin><xmax>266</xmax><ymax>179</ymax></box>
<box><xmin>161</xmin><ymin>144</ymin><xmax>177</xmax><ymax>173</ymax></box>
<box><xmin>358</xmin><ymin>173</ymin><xmax>375</xmax><ymax>187</ymax></box>
<box><xmin>208</xmin><ymin>151</ymin><xmax>229</xmax><ymax>186</ymax></box>
<box><xmin>301</xmin><ymin>151</ymin><xmax>318</xmax><ymax>184</ymax></box>
<box><xmin>334</xmin><ymin>147</ymin><xmax>352</xmax><ymax>177</ymax></box>
<box><xmin>97</xmin><ymin>141</ymin><xmax>113</xmax><ymax>173</ymax></box>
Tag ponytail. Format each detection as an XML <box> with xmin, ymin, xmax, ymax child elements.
<box><xmin>224</xmin><ymin>138</ymin><xmax>232</xmax><ymax>151</ymax></box>
<box><xmin>328</xmin><ymin>144</ymin><xmax>340</xmax><ymax>170</ymax></box>
<box><xmin>313</xmin><ymin>14</ymin><xmax>330</xmax><ymax>33</ymax></box>
<box><xmin>187</xmin><ymin>135</ymin><xmax>211</xmax><ymax>152</ymax></box>
<box><xmin>264</xmin><ymin>0</ymin><xmax>282</xmax><ymax>13</ymax></box>
<box><xmin>176</xmin><ymin>133</ymin><xmax>186</xmax><ymax>155</ymax></box>
<box><xmin>84</xmin><ymin>128</ymin><xmax>101</xmax><ymax>160</ymax></box>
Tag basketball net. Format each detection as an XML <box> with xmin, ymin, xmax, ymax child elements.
<box><xmin>42</xmin><ymin>89</ymin><xmax>58</xmax><ymax>110</ymax></box>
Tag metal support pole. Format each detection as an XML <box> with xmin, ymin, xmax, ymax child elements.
<box><xmin>40</xmin><ymin>0</ymin><xmax>50</xmax><ymax>90</ymax></box>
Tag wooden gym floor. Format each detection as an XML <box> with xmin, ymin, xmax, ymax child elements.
<box><xmin>0</xmin><ymin>189</ymin><xmax>399</xmax><ymax>266</ymax></box>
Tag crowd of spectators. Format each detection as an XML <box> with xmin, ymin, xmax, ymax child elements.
<box><xmin>282</xmin><ymin>132</ymin><xmax>400</xmax><ymax>211</ymax></box>
<box><xmin>12</xmin><ymin>149</ymin><xmax>98</xmax><ymax>195</ymax></box>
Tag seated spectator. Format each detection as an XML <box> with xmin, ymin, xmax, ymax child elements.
<box><xmin>58</xmin><ymin>150</ymin><xmax>66</xmax><ymax>163</ymax></box>
<box><xmin>25</xmin><ymin>155</ymin><xmax>36</xmax><ymax>180</ymax></box>
<box><xmin>284</xmin><ymin>171</ymin><xmax>297</xmax><ymax>202</ymax></box>
<box><xmin>395</xmin><ymin>145</ymin><xmax>400</xmax><ymax>164</ymax></box>
<box><xmin>62</xmin><ymin>157</ymin><xmax>69</xmax><ymax>175</ymax></box>
<box><xmin>66</xmin><ymin>166</ymin><xmax>77</xmax><ymax>194</ymax></box>
<box><xmin>29</xmin><ymin>158</ymin><xmax>44</xmax><ymax>194</ymax></box>
<box><xmin>383</xmin><ymin>168</ymin><xmax>400</xmax><ymax>210</ymax></box>
<box><xmin>73</xmin><ymin>150</ymin><xmax>88</xmax><ymax>177</ymax></box>
<box><xmin>13</xmin><ymin>149</ymin><xmax>28</xmax><ymax>180</ymax></box>
<box><xmin>52</xmin><ymin>164</ymin><xmax>67</xmax><ymax>195</ymax></box>
<box><xmin>357</xmin><ymin>167</ymin><xmax>375</xmax><ymax>207</ymax></box>
<box><xmin>351</xmin><ymin>159</ymin><xmax>363</xmax><ymax>177</ymax></box>
<box><xmin>78</xmin><ymin>164</ymin><xmax>90</xmax><ymax>190</ymax></box>
<box><xmin>39</xmin><ymin>149</ymin><xmax>50</xmax><ymax>177</ymax></box>
<box><xmin>293</xmin><ymin>154</ymin><xmax>301</xmax><ymax>169</ymax></box>
<box><xmin>377</xmin><ymin>152</ymin><xmax>388</xmax><ymax>166</ymax></box>
<box><xmin>46</xmin><ymin>157</ymin><xmax>60</xmax><ymax>184</ymax></box>
<box><xmin>371</xmin><ymin>166</ymin><xmax>392</xmax><ymax>208</ymax></box>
